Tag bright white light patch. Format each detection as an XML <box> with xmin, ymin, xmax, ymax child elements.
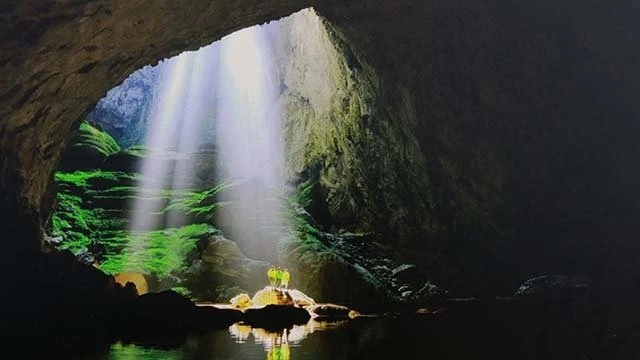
<box><xmin>220</xmin><ymin>27</ymin><xmax>266</xmax><ymax>96</ymax></box>
<box><xmin>125</xmin><ymin>17</ymin><xmax>290</xmax><ymax>265</ymax></box>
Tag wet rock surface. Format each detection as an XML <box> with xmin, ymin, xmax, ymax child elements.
<box><xmin>305</xmin><ymin>303</ymin><xmax>359</xmax><ymax>320</ymax></box>
<box><xmin>515</xmin><ymin>275</ymin><xmax>591</xmax><ymax>300</ymax></box>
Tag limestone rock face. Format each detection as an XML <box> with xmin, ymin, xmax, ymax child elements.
<box><xmin>315</xmin><ymin>0</ymin><xmax>640</xmax><ymax>293</ymax></box>
<box><xmin>229</xmin><ymin>293</ymin><xmax>253</xmax><ymax>309</ymax></box>
<box><xmin>0</xmin><ymin>0</ymin><xmax>315</xmax><ymax>258</ymax></box>
<box><xmin>252</xmin><ymin>287</ymin><xmax>294</xmax><ymax>307</ymax></box>
<box><xmin>279</xmin><ymin>236</ymin><xmax>391</xmax><ymax>312</ymax></box>
<box><xmin>288</xmin><ymin>289</ymin><xmax>316</xmax><ymax>307</ymax></box>
<box><xmin>87</xmin><ymin>66</ymin><xmax>159</xmax><ymax>148</ymax></box>
<box><xmin>276</xmin><ymin>10</ymin><xmax>434</xmax><ymax>249</ymax></box>
<box><xmin>186</xmin><ymin>236</ymin><xmax>271</xmax><ymax>302</ymax></box>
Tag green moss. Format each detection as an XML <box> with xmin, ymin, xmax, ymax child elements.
<box><xmin>163</xmin><ymin>181</ymin><xmax>233</xmax><ymax>222</ymax></box>
<box><xmin>97</xmin><ymin>224</ymin><xmax>217</xmax><ymax>279</ymax></box>
<box><xmin>51</xmin><ymin>166</ymin><xmax>230</xmax><ymax>283</ymax></box>
<box><xmin>55</xmin><ymin>169</ymin><xmax>136</xmax><ymax>190</ymax></box>
<box><xmin>171</xmin><ymin>286</ymin><xmax>193</xmax><ymax>299</ymax></box>
<box><xmin>279</xmin><ymin>180</ymin><xmax>335</xmax><ymax>263</ymax></box>
<box><xmin>50</xmin><ymin>193</ymin><xmax>92</xmax><ymax>250</ymax></box>
<box><xmin>72</xmin><ymin>121</ymin><xmax>121</xmax><ymax>157</ymax></box>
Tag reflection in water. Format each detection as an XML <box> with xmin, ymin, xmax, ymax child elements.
<box><xmin>229</xmin><ymin>320</ymin><xmax>348</xmax><ymax>359</ymax></box>
<box><xmin>77</xmin><ymin>312</ymin><xmax>595</xmax><ymax>360</ymax></box>
<box><xmin>268</xmin><ymin>343</ymin><xmax>290</xmax><ymax>360</ymax></box>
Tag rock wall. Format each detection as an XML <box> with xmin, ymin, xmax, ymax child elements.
<box><xmin>276</xmin><ymin>10</ymin><xmax>434</xmax><ymax>242</ymax></box>
<box><xmin>0</xmin><ymin>0</ymin><xmax>315</xmax><ymax>257</ymax></box>
<box><xmin>316</xmin><ymin>0</ymin><xmax>640</xmax><ymax>292</ymax></box>
<box><xmin>87</xmin><ymin>66</ymin><xmax>159</xmax><ymax>148</ymax></box>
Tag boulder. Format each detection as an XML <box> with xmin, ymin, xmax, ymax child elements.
<box><xmin>515</xmin><ymin>275</ymin><xmax>590</xmax><ymax>300</ymax></box>
<box><xmin>244</xmin><ymin>305</ymin><xmax>310</xmax><ymax>330</ymax></box>
<box><xmin>279</xmin><ymin>236</ymin><xmax>391</xmax><ymax>312</ymax></box>
<box><xmin>185</xmin><ymin>236</ymin><xmax>271</xmax><ymax>302</ymax></box>
<box><xmin>103</xmin><ymin>146</ymin><xmax>145</xmax><ymax>172</ymax></box>
<box><xmin>288</xmin><ymin>289</ymin><xmax>316</xmax><ymax>307</ymax></box>
<box><xmin>230</xmin><ymin>293</ymin><xmax>253</xmax><ymax>309</ymax></box>
<box><xmin>391</xmin><ymin>264</ymin><xmax>424</xmax><ymax>286</ymax></box>
<box><xmin>58</xmin><ymin>121</ymin><xmax>121</xmax><ymax>171</ymax></box>
<box><xmin>414</xmin><ymin>281</ymin><xmax>447</xmax><ymax>300</ymax></box>
<box><xmin>305</xmin><ymin>303</ymin><xmax>360</xmax><ymax>320</ymax></box>
<box><xmin>121</xmin><ymin>290</ymin><xmax>244</xmax><ymax>343</ymax></box>
<box><xmin>252</xmin><ymin>287</ymin><xmax>294</xmax><ymax>307</ymax></box>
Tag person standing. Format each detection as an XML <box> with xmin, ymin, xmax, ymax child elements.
<box><xmin>275</xmin><ymin>267</ymin><xmax>283</xmax><ymax>288</ymax></box>
<box><xmin>282</xmin><ymin>268</ymin><xmax>291</xmax><ymax>289</ymax></box>
<box><xmin>268</xmin><ymin>266</ymin><xmax>277</xmax><ymax>287</ymax></box>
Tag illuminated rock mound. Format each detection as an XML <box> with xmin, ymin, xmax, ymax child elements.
<box><xmin>229</xmin><ymin>287</ymin><xmax>319</xmax><ymax>310</ymax></box>
<box><xmin>287</xmin><ymin>289</ymin><xmax>316</xmax><ymax>307</ymax></box>
<box><xmin>251</xmin><ymin>287</ymin><xmax>295</xmax><ymax>307</ymax></box>
<box><xmin>230</xmin><ymin>293</ymin><xmax>253</xmax><ymax>309</ymax></box>
<box><xmin>227</xmin><ymin>286</ymin><xmax>361</xmax><ymax>322</ymax></box>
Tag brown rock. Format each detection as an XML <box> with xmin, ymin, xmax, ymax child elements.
<box><xmin>252</xmin><ymin>287</ymin><xmax>294</xmax><ymax>307</ymax></box>
<box><xmin>305</xmin><ymin>303</ymin><xmax>360</xmax><ymax>320</ymax></box>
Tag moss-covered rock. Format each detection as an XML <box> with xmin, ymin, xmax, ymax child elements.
<box><xmin>58</xmin><ymin>121</ymin><xmax>121</xmax><ymax>171</ymax></box>
<box><xmin>50</xmin><ymin>159</ymin><xmax>230</xmax><ymax>295</ymax></box>
<box><xmin>184</xmin><ymin>236</ymin><xmax>271</xmax><ymax>302</ymax></box>
<box><xmin>278</xmin><ymin>11</ymin><xmax>435</xmax><ymax>248</ymax></box>
<box><xmin>278</xmin><ymin>225</ymin><xmax>392</xmax><ymax>310</ymax></box>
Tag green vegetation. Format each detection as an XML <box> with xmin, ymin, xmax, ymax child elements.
<box><xmin>280</xmin><ymin>180</ymin><xmax>338</xmax><ymax>265</ymax></box>
<box><xmin>50</xmin><ymin>165</ymin><xmax>228</xmax><ymax>281</ymax></box>
<box><xmin>163</xmin><ymin>181</ymin><xmax>233</xmax><ymax>222</ymax></box>
<box><xmin>66</xmin><ymin>121</ymin><xmax>121</xmax><ymax>159</ymax></box>
<box><xmin>99</xmin><ymin>224</ymin><xmax>218</xmax><ymax>277</ymax></box>
<box><xmin>56</xmin><ymin>169</ymin><xmax>135</xmax><ymax>189</ymax></box>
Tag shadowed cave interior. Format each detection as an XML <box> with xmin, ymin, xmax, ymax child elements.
<box><xmin>2</xmin><ymin>1</ymin><xmax>640</xmax><ymax>359</ymax></box>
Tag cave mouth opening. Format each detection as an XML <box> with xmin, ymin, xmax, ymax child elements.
<box><xmin>48</xmin><ymin>7</ymin><xmax>360</xmax><ymax>302</ymax></box>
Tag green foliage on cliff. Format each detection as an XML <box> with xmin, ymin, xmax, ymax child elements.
<box><xmin>50</xmin><ymin>165</ymin><xmax>227</xmax><ymax>280</ymax></box>
<box><xmin>74</xmin><ymin>121</ymin><xmax>121</xmax><ymax>156</ymax></box>
<box><xmin>163</xmin><ymin>181</ymin><xmax>233</xmax><ymax>222</ymax></box>
<box><xmin>50</xmin><ymin>193</ymin><xmax>92</xmax><ymax>253</ymax></box>
<box><xmin>99</xmin><ymin>223</ymin><xmax>218</xmax><ymax>277</ymax></box>
<box><xmin>56</xmin><ymin>169</ymin><xmax>135</xmax><ymax>189</ymax></box>
<box><xmin>58</xmin><ymin>121</ymin><xmax>122</xmax><ymax>172</ymax></box>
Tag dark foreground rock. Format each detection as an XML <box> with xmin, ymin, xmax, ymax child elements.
<box><xmin>244</xmin><ymin>304</ymin><xmax>311</xmax><ymax>330</ymax></box>
<box><xmin>515</xmin><ymin>275</ymin><xmax>591</xmax><ymax>300</ymax></box>
<box><xmin>118</xmin><ymin>290</ymin><xmax>243</xmax><ymax>346</ymax></box>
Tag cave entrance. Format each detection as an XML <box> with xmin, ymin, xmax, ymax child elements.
<box><xmin>49</xmin><ymin>8</ymin><xmax>334</xmax><ymax>301</ymax></box>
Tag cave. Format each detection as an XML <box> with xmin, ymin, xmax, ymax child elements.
<box><xmin>2</xmin><ymin>1</ymin><xmax>640</xmax><ymax>358</ymax></box>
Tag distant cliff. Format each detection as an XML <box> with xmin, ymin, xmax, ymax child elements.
<box><xmin>88</xmin><ymin>66</ymin><xmax>159</xmax><ymax>148</ymax></box>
